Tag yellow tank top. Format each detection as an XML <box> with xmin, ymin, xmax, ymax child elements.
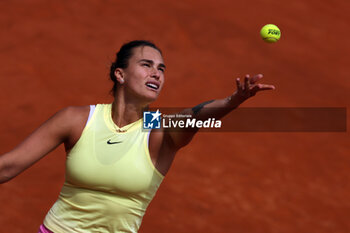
<box><xmin>44</xmin><ymin>104</ymin><xmax>164</xmax><ymax>233</ymax></box>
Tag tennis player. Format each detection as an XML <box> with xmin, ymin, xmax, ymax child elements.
<box><xmin>0</xmin><ymin>40</ymin><xmax>274</xmax><ymax>232</ymax></box>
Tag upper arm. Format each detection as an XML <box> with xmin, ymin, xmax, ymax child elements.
<box><xmin>148</xmin><ymin>111</ymin><xmax>197</xmax><ymax>176</ymax></box>
<box><xmin>0</xmin><ymin>106</ymin><xmax>88</xmax><ymax>182</ymax></box>
<box><xmin>146</xmin><ymin>102</ymin><xmax>218</xmax><ymax>175</ymax></box>
<box><xmin>165</xmin><ymin>98</ymin><xmax>234</xmax><ymax>150</ymax></box>
<box><xmin>164</xmin><ymin>108</ymin><xmax>198</xmax><ymax>151</ymax></box>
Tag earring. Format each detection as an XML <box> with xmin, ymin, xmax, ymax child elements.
<box><xmin>120</xmin><ymin>78</ymin><xmax>124</xmax><ymax>84</ymax></box>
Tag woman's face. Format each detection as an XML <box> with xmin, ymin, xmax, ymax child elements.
<box><xmin>120</xmin><ymin>46</ymin><xmax>165</xmax><ymax>104</ymax></box>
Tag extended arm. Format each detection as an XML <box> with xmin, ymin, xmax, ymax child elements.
<box><xmin>167</xmin><ymin>74</ymin><xmax>275</xmax><ymax>149</ymax></box>
<box><xmin>0</xmin><ymin>106</ymin><xmax>86</xmax><ymax>183</ymax></box>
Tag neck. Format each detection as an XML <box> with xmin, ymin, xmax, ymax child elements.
<box><xmin>111</xmin><ymin>90</ymin><xmax>148</xmax><ymax>128</ymax></box>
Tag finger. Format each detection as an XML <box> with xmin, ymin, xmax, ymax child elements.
<box><xmin>250</xmin><ymin>74</ymin><xmax>263</xmax><ymax>84</ymax></box>
<box><xmin>235</xmin><ymin>78</ymin><xmax>242</xmax><ymax>91</ymax></box>
<box><xmin>244</xmin><ymin>75</ymin><xmax>250</xmax><ymax>91</ymax></box>
<box><xmin>258</xmin><ymin>84</ymin><xmax>275</xmax><ymax>90</ymax></box>
<box><xmin>253</xmin><ymin>84</ymin><xmax>275</xmax><ymax>92</ymax></box>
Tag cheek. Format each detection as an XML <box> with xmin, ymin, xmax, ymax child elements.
<box><xmin>130</xmin><ymin>79</ymin><xmax>145</xmax><ymax>90</ymax></box>
<box><xmin>126</xmin><ymin>70</ymin><xmax>145</xmax><ymax>84</ymax></box>
<box><xmin>159</xmin><ymin>81</ymin><xmax>165</xmax><ymax>91</ymax></box>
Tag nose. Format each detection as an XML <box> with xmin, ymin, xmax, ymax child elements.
<box><xmin>150</xmin><ymin>67</ymin><xmax>160</xmax><ymax>80</ymax></box>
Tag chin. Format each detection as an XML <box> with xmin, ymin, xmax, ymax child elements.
<box><xmin>141</xmin><ymin>93</ymin><xmax>159</xmax><ymax>105</ymax></box>
<box><xmin>146</xmin><ymin>95</ymin><xmax>159</xmax><ymax>103</ymax></box>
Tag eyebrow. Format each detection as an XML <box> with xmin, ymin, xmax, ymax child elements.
<box><xmin>139</xmin><ymin>59</ymin><xmax>166</xmax><ymax>69</ymax></box>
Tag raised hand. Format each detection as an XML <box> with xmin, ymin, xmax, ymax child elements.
<box><xmin>235</xmin><ymin>74</ymin><xmax>275</xmax><ymax>101</ymax></box>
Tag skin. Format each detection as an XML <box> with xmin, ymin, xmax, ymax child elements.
<box><xmin>0</xmin><ymin>46</ymin><xmax>275</xmax><ymax>182</ymax></box>
<box><xmin>112</xmin><ymin>46</ymin><xmax>166</xmax><ymax>127</ymax></box>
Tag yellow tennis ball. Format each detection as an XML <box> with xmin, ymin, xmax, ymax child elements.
<box><xmin>260</xmin><ymin>24</ymin><xmax>281</xmax><ymax>43</ymax></box>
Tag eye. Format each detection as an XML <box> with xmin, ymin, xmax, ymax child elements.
<box><xmin>158</xmin><ymin>68</ymin><xmax>165</xmax><ymax>73</ymax></box>
<box><xmin>142</xmin><ymin>63</ymin><xmax>151</xmax><ymax>67</ymax></box>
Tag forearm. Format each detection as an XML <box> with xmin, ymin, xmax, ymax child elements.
<box><xmin>167</xmin><ymin>74</ymin><xmax>274</xmax><ymax>150</ymax></box>
<box><xmin>190</xmin><ymin>91</ymin><xmax>245</xmax><ymax>120</ymax></box>
<box><xmin>166</xmin><ymin>93</ymin><xmax>244</xmax><ymax>149</ymax></box>
<box><xmin>0</xmin><ymin>153</ymin><xmax>13</xmax><ymax>183</ymax></box>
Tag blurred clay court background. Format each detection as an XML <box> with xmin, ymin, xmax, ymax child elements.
<box><xmin>0</xmin><ymin>0</ymin><xmax>349</xmax><ymax>232</ymax></box>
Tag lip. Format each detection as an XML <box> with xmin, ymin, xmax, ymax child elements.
<box><xmin>145</xmin><ymin>80</ymin><xmax>161</xmax><ymax>92</ymax></box>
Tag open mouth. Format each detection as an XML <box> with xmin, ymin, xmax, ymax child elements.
<box><xmin>145</xmin><ymin>82</ymin><xmax>160</xmax><ymax>91</ymax></box>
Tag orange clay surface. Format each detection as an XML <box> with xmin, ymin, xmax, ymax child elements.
<box><xmin>0</xmin><ymin>0</ymin><xmax>349</xmax><ymax>232</ymax></box>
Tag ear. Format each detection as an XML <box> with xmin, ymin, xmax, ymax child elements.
<box><xmin>114</xmin><ymin>68</ymin><xmax>125</xmax><ymax>84</ymax></box>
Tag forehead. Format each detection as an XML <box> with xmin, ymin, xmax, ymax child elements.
<box><xmin>131</xmin><ymin>46</ymin><xmax>164</xmax><ymax>63</ymax></box>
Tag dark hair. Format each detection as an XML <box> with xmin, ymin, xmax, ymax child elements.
<box><xmin>109</xmin><ymin>40</ymin><xmax>162</xmax><ymax>95</ymax></box>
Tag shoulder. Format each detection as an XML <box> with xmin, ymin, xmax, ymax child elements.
<box><xmin>51</xmin><ymin>106</ymin><xmax>91</xmax><ymax>132</ymax></box>
<box><xmin>57</xmin><ymin>105</ymin><xmax>93</xmax><ymax>150</ymax></box>
<box><xmin>60</xmin><ymin>105</ymin><xmax>90</xmax><ymax>120</ymax></box>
